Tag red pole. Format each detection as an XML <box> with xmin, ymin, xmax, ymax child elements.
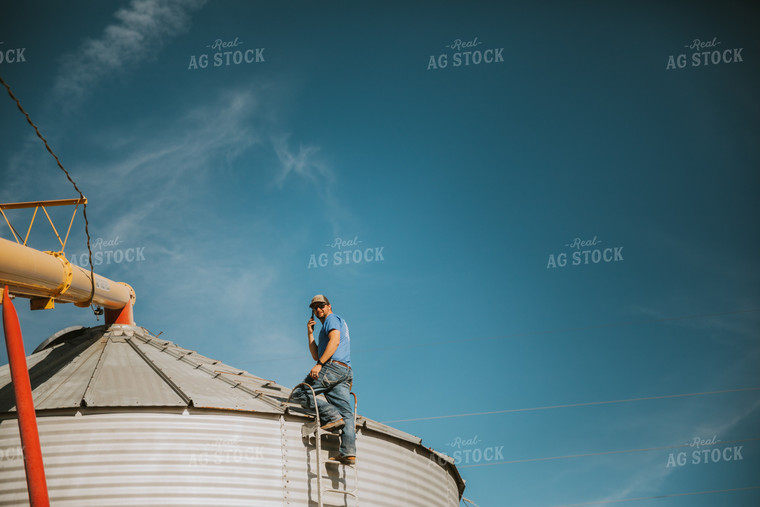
<box><xmin>2</xmin><ymin>287</ymin><xmax>50</xmax><ymax>507</ymax></box>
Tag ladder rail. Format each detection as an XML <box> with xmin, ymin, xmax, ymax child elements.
<box><xmin>288</xmin><ymin>382</ymin><xmax>323</xmax><ymax>507</ymax></box>
<box><xmin>287</xmin><ymin>385</ymin><xmax>359</xmax><ymax>506</ymax></box>
<box><xmin>323</xmin><ymin>391</ymin><xmax>358</xmax><ymax>503</ymax></box>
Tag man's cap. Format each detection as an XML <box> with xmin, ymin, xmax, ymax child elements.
<box><xmin>310</xmin><ymin>294</ymin><xmax>330</xmax><ymax>307</ymax></box>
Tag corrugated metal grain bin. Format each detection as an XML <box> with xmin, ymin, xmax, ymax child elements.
<box><xmin>0</xmin><ymin>325</ymin><xmax>464</xmax><ymax>506</ymax></box>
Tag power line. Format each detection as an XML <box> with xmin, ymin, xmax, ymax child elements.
<box><xmin>382</xmin><ymin>386</ymin><xmax>760</xmax><ymax>423</ymax></box>
<box><xmin>553</xmin><ymin>486</ymin><xmax>760</xmax><ymax>506</ymax></box>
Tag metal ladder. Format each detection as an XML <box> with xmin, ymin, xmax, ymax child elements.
<box><xmin>288</xmin><ymin>383</ymin><xmax>359</xmax><ymax>507</ymax></box>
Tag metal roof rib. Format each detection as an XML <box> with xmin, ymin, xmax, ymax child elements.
<box><xmin>121</xmin><ymin>328</ymin><xmax>282</xmax><ymax>413</ymax></box>
<box><xmin>124</xmin><ymin>337</ymin><xmax>193</xmax><ymax>407</ymax></box>
<box><xmin>83</xmin><ymin>336</ymin><xmax>188</xmax><ymax>408</ymax></box>
<box><xmin>80</xmin><ymin>333</ymin><xmax>108</xmax><ymax>408</ymax></box>
<box><xmin>35</xmin><ymin>334</ymin><xmax>106</xmax><ymax>409</ymax></box>
<box><xmin>127</xmin><ymin>327</ymin><xmax>287</xmax><ymax>412</ymax></box>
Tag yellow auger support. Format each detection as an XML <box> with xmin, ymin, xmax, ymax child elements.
<box><xmin>0</xmin><ymin>237</ymin><xmax>135</xmax><ymax>317</ymax></box>
<box><xmin>0</xmin><ymin>198</ymin><xmax>87</xmax><ymax>251</ymax></box>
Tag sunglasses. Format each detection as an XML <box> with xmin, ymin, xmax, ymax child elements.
<box><xmin>311</xmin><ymin>303</ymin><xmax>326</xmax><ymax>310</ymax></box>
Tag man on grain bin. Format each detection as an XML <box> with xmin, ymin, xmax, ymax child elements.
<box><xmin>291</xmin><ymin>294</ymin><xmax>355</xmax><ymax>464</ymax></box>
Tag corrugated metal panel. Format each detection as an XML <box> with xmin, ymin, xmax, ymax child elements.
<box><xmin>0</xmin><ymin>410</ymin><xmax>287</xmax><ymax>506</ymax></box>
<box><xmin>0</xmin><ymin>410</ymin><xmax>461</xmax><ymax>506</ymax></box>
<box><xmin>279</xmin><ymin>416</ymin><xmax>460</xmax><ymax>506</ymax></box>
<box><xmin>355</xmin><ymin>430</ymin><xmax>459</xmax><ymax>506</ymax></box>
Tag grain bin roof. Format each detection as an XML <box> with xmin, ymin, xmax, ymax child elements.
<box><xmin>0</xmin><ymin>325</ymin><xmax>286</xmax><ymax>413</ymax></box>
<box><xmin>0</xmin><ymin>325</ymin><xmax>464</xmax><ymax>495</ymax></box>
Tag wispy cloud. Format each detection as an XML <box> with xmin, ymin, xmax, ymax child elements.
<box><xmin>82</xmin><ymin>86</ymin><xmax>261</xmax><ymax>234</ymax></box>
<box><xmin>54</xmin><ymin>0</ymin><xmax>206</xmax><ymax>108</ymax></box>
<box><xmin>270</xmin><ymin>134</ymin><xmax>352</xmax><ymax>237</ymax></box>
<box><xmin>271</xmin><ymin>134</ymin><xmax>332</xmax><ymax>188</ymax></box>
<box><xmin>6</xmin><ymin>79</ymin><xmax>334</xmax><ymax>248</ymax></box>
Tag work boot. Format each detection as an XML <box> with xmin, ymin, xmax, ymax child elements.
<box><xmin>321</xmin><ymin>418</ymin><xmax>345</xmax><ymax>432</ymax></box>
<box><xmin>328</xmin><ymin>455</ymin><xmax>356</xmax><ymax>465</ymax></box>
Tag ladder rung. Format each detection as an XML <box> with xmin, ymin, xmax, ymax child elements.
<box><xmin>323</xmin><ymin>489</ymin><xmax>356</xmax><ymax>498</ymax></box>
<box><xmin>324</xmin><ymin>489</ymin><xmax>357</xmax><ymax>497</ymax></box>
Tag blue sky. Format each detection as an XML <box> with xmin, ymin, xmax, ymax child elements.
<box><xmin>1</xmin><ymin>1</ymin><xmax>759</xmax><ymax>505</ymax></box>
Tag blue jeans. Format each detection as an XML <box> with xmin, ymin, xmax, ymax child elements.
<box><xmin>291</xmin><ymin>362</ymin><xmax>356</xmax><ymax>457</ymax></box>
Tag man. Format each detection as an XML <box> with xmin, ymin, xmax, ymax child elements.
<box><xmin>291</xmin><ymin>294</ymin><xmax>356</xmax><ymax>465</ymax></box>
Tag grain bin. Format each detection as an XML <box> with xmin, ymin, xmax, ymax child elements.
<box><xmin>0</xmin><ymin>324</ymin><xmax>464</xmax><ymax>506</ymax></box>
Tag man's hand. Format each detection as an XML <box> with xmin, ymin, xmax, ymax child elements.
<box><xmin>307</xmin><ymin>316</ymin><xmax>319</xmax><ymax>361</ymax></box>
<box><xmin>310</xmin><ymin>363</ymin><xmax>322</xmax><ymax>379</ymax></box>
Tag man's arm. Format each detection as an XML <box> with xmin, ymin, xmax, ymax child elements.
<box><xmin>310</xmin><ymin>329</ymin><xmax>340</xmax><ymax>379</ymax></box>
<box><xmin>319</xmin><ymin>329</ymin><xmax>340</xmax><ymax>364</ymax></box>
<box><xmin>307</xmin><ymin>317</ymin><xmax>319</xmax><ymax>361</ymax></box>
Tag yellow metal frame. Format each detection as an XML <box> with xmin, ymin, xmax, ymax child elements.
<box><xmin>0</xmin><ymin>198</ymin><xmax>87</xmax><ymax>253</ymax></box>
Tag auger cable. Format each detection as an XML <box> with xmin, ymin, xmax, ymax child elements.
<box><xmin>0</xmin><ymin>74</ymin><xmax>96</xmax><ymax>306</ymax></box>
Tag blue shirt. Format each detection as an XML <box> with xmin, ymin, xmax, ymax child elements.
<box><xmin>318</xmin><ymin>313</ymin><xmax>351</xmax><ymax>367</ymax></box>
